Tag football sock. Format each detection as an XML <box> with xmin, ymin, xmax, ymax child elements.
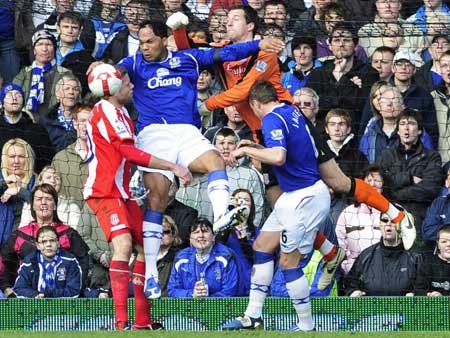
<box><xmin>142</xmin><ymin>210</ymin><xmax>163</xmax><ymax>279</ymax></box>
<box><xmin>207</xmin><ymin>169</ymin><xmax>230</xmax><ymax>222</ymax></box>
<box><xmin>110</xmin><ymin>260</ymin><xmax>130</xmax><ymax>326</ymax></box>
<box><xmin>133</xmin><ymin>260</ymin><xmax>151</xmax><ymax>327</ymax></box>
<box><xmin>313</xmin><ymin>232</ymin><xmax>335</xmax><ymax>261</ymax></box>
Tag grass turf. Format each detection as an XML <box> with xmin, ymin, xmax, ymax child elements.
<box><xmin>1</xmin><ymin>331</ymin><xmax>448</xmax><ymax>338</ymax></box>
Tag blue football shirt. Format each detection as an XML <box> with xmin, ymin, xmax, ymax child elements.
<box><xmin>262</xmin><ymin>103</ymin><xmax>321</xmax><ymax>192</ymax></box>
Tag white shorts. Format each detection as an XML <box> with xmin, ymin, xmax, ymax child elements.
<box><xmin>262</xmin><ymin>179</ymin><xmax>330</xmax><ymax>254</ymax></box>
<box><xmin>136</xmin><ymin>124</ymin><xmax>217</xmax><ymax>180</ymax></box>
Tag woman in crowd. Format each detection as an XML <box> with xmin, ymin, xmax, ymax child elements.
<box><xmin>157</xmin><ymin>215</ymin><xmax>183</xmax><ymax>297</ymax></box>
<box><xmin>217</xmin><ymin>188</ymin><xmax>258</xmax><ymax>296</ymax></box>
<box><xmin>0</xmin><ymin>184</ymin><xmax>90</xmax><ymax>298</ymax></box>
<box><xmin>168</xmin><ymin>218</ymin><xmax>238</xmax><ymax>298</ymax></box>
<box><xmin>336</xmin><ymin>164</ymin><xmax>383</xmax><ymax>275</ymax></box>
<box><xmin>20</xmin><ymin>165</ymin><xmax>81</xmax><ymax>229</ymax></box>
<box><xmin>0</xmin><ymin>138</ymin><xmax>35</xmax><ymax>248</ymax></box>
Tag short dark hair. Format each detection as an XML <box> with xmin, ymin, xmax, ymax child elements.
<box><xmin>189</xmin><ymin>218</ymin><xmax>213</xmax><ymax>234</ymax></box>
<box><xmin>57</xmin><ymin>10</ymin><xmax>83</xmax><ymax>27</ymax></box>
<box><xmin>438</xmin><ymin>224</ymin><xmax>450</xmax><ymax>240</ymax></box>
<box><xmin>330</xmin><ymin>21</ymin><xmax>358</xmax><ymax>45</ymax></box>
<box><xmin>320</xmin><ymin>2</ymin><xmax>350</xmax><ymax>21</ymax></box>
<box><xmin>31</xmin><ymin>184</ymin><xmax>61</xmax><ymax>223</ymax></box>
<box><xmin>215</xmin><ymin>127</ymin><xmax>238</xmax><ymax>142</ymax></box>
<box><xmin>139</xmin><ymin>20</ymin><xmax>168</xmax><ymax>38</ymax></box>
<box><xmin>230</xmin><ymin>5</ymin><xmax>259</xmax><ymax>34</ymax></box>
<box><xmin>372</xmin><ymin>46</ymin><xmax>396</xmax><ymax>57</ymax></box>
<box><xmin>362</xmin><ymin>163</ymin><xmax>382</xmax><ymax>180</ymax></box>
<box><xmin>396</xmin><ymin>109</ymin><xmax>424</xmax><ymax>132</ymax></box>
<box><xmin>36</xmin><ymin>225</ymin><xmax>59</xmax><ymax>242</ymax></box>
<box><xmin>249</xmin><ymin>80</ymin><xmax>278</xmax><ymax>105</ymax></box>
<box><xmin>291</xmin><ymin>36</ymin><xmax>317</xmax><ymax>58</ymax></box>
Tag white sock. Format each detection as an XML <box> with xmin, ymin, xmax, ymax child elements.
<box><xmin>142</xmin><ymin>210</ymin><xmax>163</xmax><ymax>280</ymax></box>
<box><xmin>283</xmin><ymin>268</ymin><xmax>314</xmax><ymax>331</ymax></box>
<box><xmin>207</xmin><ymin>169</ymin><xmax>230</xmax><ymax>221</ymax></box>
<box><xmin>245</xmin><ymin>260</ymin><xmax>274</xmax><ymax>319</ymax></box>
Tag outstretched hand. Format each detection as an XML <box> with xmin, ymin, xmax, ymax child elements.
<box><xmin>259</xmin><ymin>37</ymin><xmax>285</xmax><ymax>53</ymax></box>
<box><xmin>173</xmin><ymin>165</ymin><xmax>193</xmax><ymax>186</ymax></box>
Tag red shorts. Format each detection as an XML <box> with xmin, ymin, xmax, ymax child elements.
<box><xmin>86</xmin><ymin>198</ymin><xmax>143</xmax><ymax>246</ymax></box>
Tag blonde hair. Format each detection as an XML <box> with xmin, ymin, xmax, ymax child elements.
<box><xmin>369</xmin><ymin>81</ymin><xmax>402</xmax><ymax>117</ymax></box>
<box><xmin>163</xmin><ymin>215</ymin><xmax>183</xmax><ymax>247</ymax></box>
<box><xmin>1</xmin><ymin>138</ymin><xmax>35</xmax><ymax>188</ymax></box>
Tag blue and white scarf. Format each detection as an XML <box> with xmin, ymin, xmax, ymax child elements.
<box><xmin>26</xmin><ymin>59</ymin><xmax>56</xmax><ymax>113</ymax></box>
<box><xmin>57</xmin><ymin>105</ymin><xmax>74</xmax><ymax>131</ymax></box>
<box><xmin>37</xmin><ymin>250</ymin><xmax>62</xmax><ymax>294</ymax></box>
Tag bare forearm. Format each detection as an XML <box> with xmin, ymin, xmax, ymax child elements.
<box><xmin>239</xmin><ymin>146</ymin><xmax>285</xmax><ymax>166</ymax></box>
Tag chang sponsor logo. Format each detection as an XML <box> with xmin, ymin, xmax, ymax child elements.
<box><xmin>148</xmin><ymin>76</ymin><xmax>182</xmax><ymax>89</ymax></box>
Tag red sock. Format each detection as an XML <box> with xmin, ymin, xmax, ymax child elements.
<box><xmin>110</xmin><ymin>260</ymin><xmax>130</xmax><ymax>327</ymax></box>
<box><xmin>354</xmin><ymin>179</ymin><xmax>403</xmax><ymax>222</ymax></box>
<box><xmin>132</xmin><ymin>260</ymin><xmax>151</xmax><ymax>327</ymax></box>
<box><xmin>314</xmin><ymin>232</ymin><xmax>336</xmax><ymax>261</ymax></box>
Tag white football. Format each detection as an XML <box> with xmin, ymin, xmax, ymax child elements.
<box><xmin>88</xmin><ymin>63</ymin><xmax>122</xmax><ymax>97</ymax></box>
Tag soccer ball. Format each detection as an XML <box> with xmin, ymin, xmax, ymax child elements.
<box><xmin>88</xmin><ymin>64</ymin><xmax>122</xmax><ymax>97</ymax></box>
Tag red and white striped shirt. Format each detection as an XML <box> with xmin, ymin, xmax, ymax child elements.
<box><xmin>84</xmin><ymin>99</ymin><xmax>135</xmax><ymax>200</ymax></box>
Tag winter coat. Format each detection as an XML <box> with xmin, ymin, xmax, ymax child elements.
<box><xmin>359</xmin><ymin>117</ymin><xmax>433</xmax><ymax>164</ymax></box>
<box><xmin>306</xmin><ymin>58</ymin><xmax>379</xmax><ymax>127</ymax></box>
<box><xmin>0</xmin><ymin>111</ymin><xmax>55</xmax><ymax>172</ymax></box>
<box><xmin>345</xmin><ymin>241</ymin><xmax>419</xmax><ymax>296</ymax></box>
<box><xmin>422</xmin><ymin>195</ymin><xmax>450</xmax><ymax>242</ymax></box>
<box><xmin>379</xmin><ymin>141</ymin><xmax>442</xmax><ymax>228</ymax></box>
<box><xmin>327</xmin><ymin>134</ymin><xmax>368</xmax><ymax>179</ymax></box>
<box><xmin>13</xmin><ymin>64</ymin><xmax>73</xmax><ymax>123</ymax></box>
<box><xmin>0</xmin><ymin>221</ymin><xmax>90</xmax><ymax>291</ymax></box>
<box><xmin>358</xmin><ymin>81</ymin><xmax>439</xmax><ymax>149</ymax></box>
<box><xmin>0</xmin><ymin>172</ymin><xmax>35</xmax><ymax>248</ymax></box>
<box><xmin>431</xmin><ymin>84</ymin><xmax>450</xmax><ymax>164</ymax></box>
<box><xmin>51</xmin><ymin>141</ymin><xmax>87</xmax><ymax>208</ymax></box>
<box><xmin>413</xmin><ymin>253</ymin><xmax>450</xmax><ymax>296</ymax></box>
<box><xmin>336</xmin><ymin>203</ymin><xmax>381</xmax><ymax>274</ymax></box>
<box><xmin>41</xmin><ymin>104</ymin><xmax>77</xmax><ymax>152</ymax></box>
<box><xmin>13</xmin><ymin>249</ymin><xmax>82</xmax><ymax>298</ymax></box>
<box><xmin>168</xmin><ymin>242</ymin><xmax>238</xmax><ymax>298</ymax></box>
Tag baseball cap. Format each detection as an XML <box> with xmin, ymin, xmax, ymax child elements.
<box><xmin>393</xmin><ymin>50</ymin><xmax>420</xmax><ymax>67</ymax></box>
<box><xmin>0</xmin><ymin>83</ymin><xmax>25</xmax><ymax>105</ymax></box>
<box><xmin>32</xmin><ymin>29</ymin><xmax>57</xmax><ymax>48</ymax></box>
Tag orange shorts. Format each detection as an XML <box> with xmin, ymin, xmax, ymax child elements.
<box><xmin>86</xmin><ymin>198</ymin><xmax>143</xmax><ymax>246</ymax></box>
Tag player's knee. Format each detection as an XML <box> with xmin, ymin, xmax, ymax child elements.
<box><xmin>147</xmin><ymin>192</ymin><xmax>168</xmax><ymax>212</ymax></box>
<box><xmin>112</xmin><ymin>236</ymin><xmax>133</xmax><ymax>259</ymax></box>
<box><xmin>207</xmin><ymin>152</ymin><xmax>226</xmax><ymax>171</ymax></box>
<box><xmin>279</xmin><ymin>251</ymin><xmax>304</xmax><ymax>270</ymax></box>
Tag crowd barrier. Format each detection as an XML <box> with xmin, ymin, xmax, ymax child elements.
<box><xmin>0</xmin><ymin>296</ymin><xmax>448</xmax><ymax>331</ymax></box>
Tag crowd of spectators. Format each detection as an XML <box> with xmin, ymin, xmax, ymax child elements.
<box><xmin>1</xmin><ymin>0</ymin><xmax>450</xmax><ymax>300</ymax></box>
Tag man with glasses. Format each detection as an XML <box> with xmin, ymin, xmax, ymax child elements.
<box><xmin>391</xmin><ymin>50</ymin><xmax>438</xmax><ymax>149</ymax></box>
<box><xmin>345</xmin><ymin>213</ymin><xmax>419</xmax><ymax>296</ymax></box>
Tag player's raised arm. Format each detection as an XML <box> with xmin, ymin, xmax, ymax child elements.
<box><xmin>216</xmin><ymin>37</ymin><xmax>285</xmax><ymax>63</ymax></box>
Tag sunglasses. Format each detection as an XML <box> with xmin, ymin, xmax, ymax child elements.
<box><xmin>380</xmin><ymin>217</ymin><xmax>393</xmax><ymax>223</ymax></box>
<box><xmin>163</xmin><ymin>229</ymin><xmax>172</xmax><ymax>235</ymax></box>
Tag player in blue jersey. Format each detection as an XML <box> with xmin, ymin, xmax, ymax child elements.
<box><xmin>88</xmin><ymin>20</ymin><xmax>285</xmax><ymax>299</ymax></box>
<box><xmin>224</xmin><ymin>80</ymin><xmax>331</xmax><ymax>332</ymax></box>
